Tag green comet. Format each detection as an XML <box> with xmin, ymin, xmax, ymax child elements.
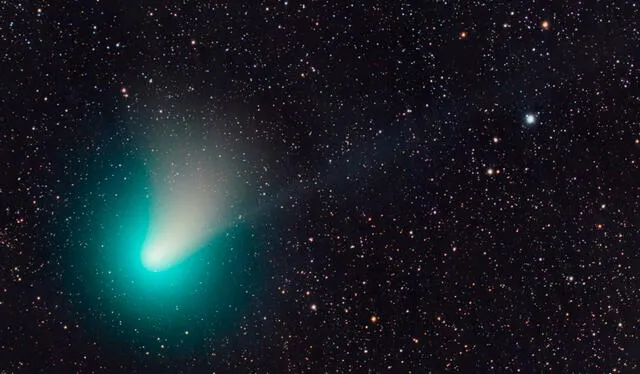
<box><xmin>67</xmin><ymin>132</ymin><xmax>252</xmax><ymax>342</ymax></box>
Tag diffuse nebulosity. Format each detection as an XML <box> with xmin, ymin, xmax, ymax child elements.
<box><xmin>141</xmin><ymin>141</ymin><xmax>223</xmax><ymax>272</ymax></box>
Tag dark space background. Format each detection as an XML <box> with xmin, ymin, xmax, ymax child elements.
<box><xmin>1</xmin><ymin>1</ymin><xmax>639</xmax><ymax>373</ymax></box>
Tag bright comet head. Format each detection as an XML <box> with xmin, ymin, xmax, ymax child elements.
<box><xmin>141</xmin><ymin>244</ymin><xmax>171</xmax><ymax>272</ymax></box>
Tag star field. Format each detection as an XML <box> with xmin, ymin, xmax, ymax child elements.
<box><xmin>1</xmin><ymin>1</ymin><xmax>639</xmax><ymax>373</ymax></box>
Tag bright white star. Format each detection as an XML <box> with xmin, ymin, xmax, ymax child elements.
<box><xmin>525</xmin><ymin>113</ymin><xmax>536</xmax><ymax>125</ymax></box>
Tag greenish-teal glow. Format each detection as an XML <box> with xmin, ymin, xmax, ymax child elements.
<box><xmin>62</xmin><ymin>130</ymin><xmax>258</xmax><ymax>360</ymax></box>
<box><xmin>141</xmin><ymin>244</ymin><xmax>169</xmax><ymax>271</ymax></box>
<box><xmin>86</xmin><ymin>152</ymin><xmax>221</xmax><ymax>307</ymax></box>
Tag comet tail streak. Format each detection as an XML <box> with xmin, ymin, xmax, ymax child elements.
<box><xmin>141</xmin><ymin>144</ymin><xmax>221</xmax><ymax>272</ymax></box>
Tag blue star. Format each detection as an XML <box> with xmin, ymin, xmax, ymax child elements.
<box><xmin>525</xmin><ymin>113</ymin><xmax>536</xmax><ymax>126</ymax></box>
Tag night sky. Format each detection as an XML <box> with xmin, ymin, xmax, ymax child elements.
<box><xmin>1</xmin><ymin>1</ymin><xmax>639</xmax><ymax>373</ymax></box>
